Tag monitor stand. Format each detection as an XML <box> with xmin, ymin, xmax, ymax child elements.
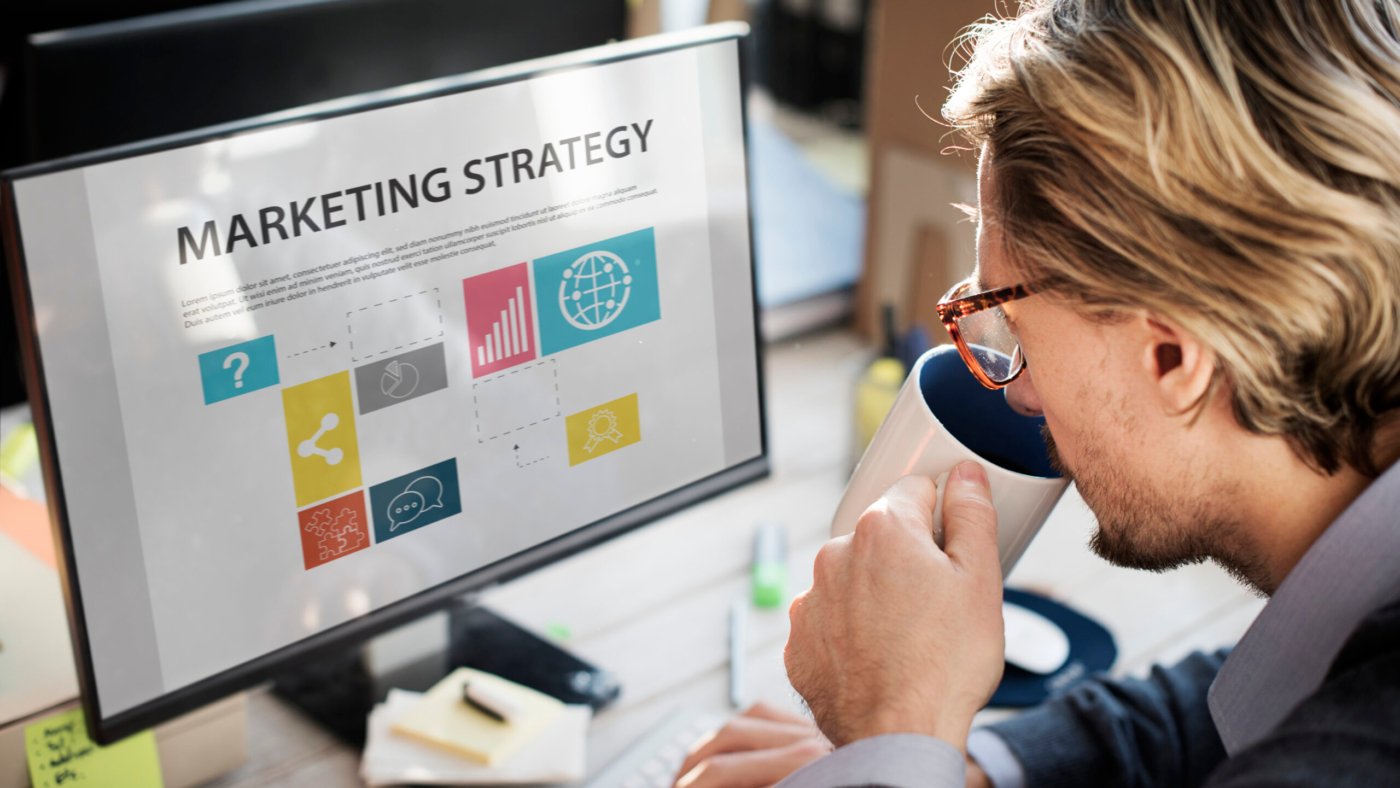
<box><xmin>271</xmin><ymin>598</ymin><xmax>621</xmax><ymax>746</ymax></box>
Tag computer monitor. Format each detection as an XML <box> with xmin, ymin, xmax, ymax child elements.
<box><xmin>2</xmin><ymin>24</ymin><xmax>765</xmax><ymax>743</ymax></box>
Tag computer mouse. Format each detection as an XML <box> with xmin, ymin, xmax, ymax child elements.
<box><xmin>1003</xmin><ymin>599</ymin><xmax>1071</xmax><ymax>675</ymax></box>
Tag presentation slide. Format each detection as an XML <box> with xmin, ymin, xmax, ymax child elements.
<box><xmin>13</xmin><ymin>40</ymin><xmax>759</xmax><ymax>715</ymax></box>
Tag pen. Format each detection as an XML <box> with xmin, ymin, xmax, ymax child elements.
<box><xmin>729</xmin><ymin>597</ymin><xmax>746</xmax><ymax>709</ymax></box>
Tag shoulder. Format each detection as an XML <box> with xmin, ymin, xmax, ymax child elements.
<box><xmin>1207</xmin><ymin>599</ymin><xmax>1400</xmax><ymax>785</ymax></box>
<box><xmin>1327</xmin><ymin>597</ymin><xmax>1400</xmax><ymax>679</ymax></box>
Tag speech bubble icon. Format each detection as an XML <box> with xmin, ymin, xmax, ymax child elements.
<box><xmin>405</xmin><ymin>475</ymin><xmax>445</xmax><ymax>512</ymax></box>
<box><xmin>386</xmin><ymin>490</ymin><xmax>425</xmax><ymax>531</ymax></box>
<box><xmin>385</xmin><ymin>475</ymin><xmax>445</xmax><ymax>531</ymax></box>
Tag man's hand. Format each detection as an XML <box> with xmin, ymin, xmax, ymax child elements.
<box><xmin>673</xmin><ymin>703</ymin><xmax>831</xmax><ymax>788</ymax></box>
<box><xmin>784</xmin><ymin>463</ymin><xmax>1006</xmax><ymax>750</ymax></box>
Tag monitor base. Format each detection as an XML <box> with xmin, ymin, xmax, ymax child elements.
<box><xmin>271</xmin><ymin>600</ymin><xmax>620</xmax><ymax>747</ymax></box>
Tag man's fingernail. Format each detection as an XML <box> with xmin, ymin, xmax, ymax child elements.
<box><xmin>952</xmin><ymin>461</ymin><xmax>989</xmax><ymax>488</ymax></box>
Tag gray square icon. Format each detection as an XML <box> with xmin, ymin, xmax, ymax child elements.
<box><xmin>354</xmin><ymin>342</ymin><xmax>449</xmax><ymax>414</ymax></box>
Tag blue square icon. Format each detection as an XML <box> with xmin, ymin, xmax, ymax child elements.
<box><xmin>198</xmin><ymin>336</ymin><xmax>279</xmax><ymax>404</ymax></box>
<box><xmin>368</xmin><ymin>458</ymin><xmax>462</xmax><ymax>542</ymax></box>
<box><xmin>532</xmin><ymin>227</ymin><xmax>661</xmax><ymax>355</ymax></box>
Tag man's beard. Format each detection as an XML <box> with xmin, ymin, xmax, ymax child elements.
<box><xmin>1041</xmin><ymin>424</ymin><xmax>1272</xmax><ymax>594</ymax></box>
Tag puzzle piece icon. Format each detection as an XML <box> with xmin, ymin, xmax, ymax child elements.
<box><xmin>302</xmin><ymin>508</ymin><xmax>335</xmax><ymax>559</ymax></box>
<box><xmin>303</xmin><ymin>506</ymin><xmax>366</xmax><ymax>560</ymax></box>
<box><xmin>297</xmin><ymin>491</ymin><xmax>370</xmax><ymax>570</ymax></box>
<box><xmin>330</xmin><ymin>507</ymin><xmax>367</xmax><ymax>555</ymax></box>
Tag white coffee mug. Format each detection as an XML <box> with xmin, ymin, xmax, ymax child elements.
<box><xmin>832</xmin><ymin>345</ymin><xmax>1070</xmax><ymax>577</ymax></box>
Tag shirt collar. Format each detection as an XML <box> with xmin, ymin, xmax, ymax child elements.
<box><xmin>1209</xmin><ymin>458</ymin><xmax>1400</xmax><ymax>753</ymax></box>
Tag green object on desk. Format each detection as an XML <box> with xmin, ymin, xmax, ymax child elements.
<box><xmin>751</xmin><ymin>562</ymin><xmax>788</xmax><ymax>609</ymax></box>
<box><xmin>751</xmin><ymin>523</ymin><xmax>788</xmax><ymax>609</ymax></box>
<box><xmin>25</xmin><ymin>707</ymin><xmax>163</xmax><ymax>788</ymax></box>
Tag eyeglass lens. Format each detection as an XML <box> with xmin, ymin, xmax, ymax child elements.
<box><xmin>957</xmin><ymin>305</ymin><xmax>1023</xmax><ymax>384</ymax></box>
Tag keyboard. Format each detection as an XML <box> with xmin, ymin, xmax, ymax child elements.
<box><xmin>587</xmin><ymin>708</ymin><xmax>728</xmax><ymax>788</ymax></box>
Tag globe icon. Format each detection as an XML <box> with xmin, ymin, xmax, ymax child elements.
<box><xmin>559</xmin><ymin>250</ymin><xmax>633</xmax><ymax>330</ymax></box>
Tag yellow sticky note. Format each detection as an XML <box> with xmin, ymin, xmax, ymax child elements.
<box><xmin>25</xmin><ymin>707</ymin><xmax>163</xmax><ymax>788</ymax></box>
<box><xmin>0</xmin><ymin>421</ymin><xmax>38</xmax><ymax>481</ymax></box>
<box><xmin>390</xmin><ymin>667</ymin><xmax>564</xmax><ymax>766</ymax></box>
<box><xmin>282</xmin><ymin>371</ymin><xmax>362</xmax><ymax>507</ymax></box>
<box><xmin>565</xmin><ymin>393</ymin><xmax>641</xmax><ymax>466</ymax></box>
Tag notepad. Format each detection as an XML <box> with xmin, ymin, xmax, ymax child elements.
<box><xmin>362</xmin><ymin>689</ymin><xmax>589</xmax><ymax>785</ymax></box>
<box><xmin>389</xmin><ymin>667</ymin><xmax>565</xmax><ymax>766</ymax></box>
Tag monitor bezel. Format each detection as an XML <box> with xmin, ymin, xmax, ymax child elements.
<box><xmin>2</xmin><ymin>23</ymin><xmax>768</xmax><ymax>744</ymax></box>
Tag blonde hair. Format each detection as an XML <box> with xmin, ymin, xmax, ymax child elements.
<box><xmin>945</xmin><ymin>0</ymin><xmax>1400</xmax><ymax>475</ymax></box>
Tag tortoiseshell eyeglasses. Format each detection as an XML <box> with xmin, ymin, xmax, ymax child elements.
<box><xmin>935</xmin><ymin>277</ymin><xmax>1039</xmax><ymax>389</ymax></box>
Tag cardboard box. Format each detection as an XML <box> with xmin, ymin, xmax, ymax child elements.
<box><xmin>858</xmin><ymin>0</ymin><xmax>997</xmax><ymax>339</ymax></box>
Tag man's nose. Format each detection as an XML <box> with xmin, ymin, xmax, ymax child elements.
<box><xmin>1004</xmin><ymin>369</ymin><xmax>1043</xmax><ymax>417</ymax></box>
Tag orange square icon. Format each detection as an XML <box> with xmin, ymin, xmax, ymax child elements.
<box><xmin>297</xmin><ymin>490</ymin><xmax>370</xmax><ymax>570</ymax></box>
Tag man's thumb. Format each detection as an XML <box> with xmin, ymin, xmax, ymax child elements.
<box><xmin>942</xmin><ymin>461</ymin><xmax>999</xmax><ymax>569</ymax></box>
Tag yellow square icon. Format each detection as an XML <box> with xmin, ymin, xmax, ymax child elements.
<box><xmin>283</xmin><ymin>371</ymin><xmax>362</xmax><ymax>507</ymax></box>
<box><xmin>565</xmin><ymin>393</ymin><xmax>641</xmax><ymax>466</ymax></box>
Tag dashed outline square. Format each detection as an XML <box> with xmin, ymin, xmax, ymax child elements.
<box><xmin>345</xmin><ymin>288</ymin><xmax>445</xmax><ymax>363</ymax></box>
<box><xmin>470</xmin><ymin>358</ymin><xmax>561</xmax><ymax>443</ymax></box>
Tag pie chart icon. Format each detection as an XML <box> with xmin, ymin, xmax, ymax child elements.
<box><xmin>380</xmin><ymin>360</ymin><xmax>421</xmax><ymax>399</ymax></box>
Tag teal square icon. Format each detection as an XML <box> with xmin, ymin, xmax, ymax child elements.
<box><xmin>198</xmin><ymin>335</ymin><xmax>279</xmax><ymax>404</ymax></box>
<box><xmin>532</xmin><ymin>227</ymin><xmax>661</xmax><ymax>355</ymax></box>
<box><xmin>368</xmin><ymin>458</ymin><xmax>462</xmax><ymax>542</ymax></box>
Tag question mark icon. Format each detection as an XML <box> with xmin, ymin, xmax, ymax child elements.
<box><xmin>223</xmin><ymin>351</ymin><xmax>250</xmax><ymax>389</ymax></box>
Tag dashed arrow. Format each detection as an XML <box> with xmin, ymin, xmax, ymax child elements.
<box><xmin>515</xmin><ymin>445</ymin><xmax>546</xmax><ymax>467</ymax></box>
<box><xmin>286</xmin><ymin>340</ymin><xmax>338</xmax><ymax>359</ymax></box>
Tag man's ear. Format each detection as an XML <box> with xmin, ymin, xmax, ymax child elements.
<box><xmin>1141</xmin><ymin>315</ymin><xmax>1215</xmax><ymax>415</ymax></box>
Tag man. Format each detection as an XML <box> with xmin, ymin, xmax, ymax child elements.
<box><xmin>675</xmin><ymin>0</ymin><xmax>1400</xmax><ymax>785</ymax></box>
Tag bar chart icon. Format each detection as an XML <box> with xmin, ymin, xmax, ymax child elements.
<box><xmin>476</xmin><ymin>286</ymin><xmax>527</xmax><ymax>367</ymax></box>
<box><xmin>463</xmin><ymin>263</ymin><xmax>537</xmax><ymax>378</ymax></box>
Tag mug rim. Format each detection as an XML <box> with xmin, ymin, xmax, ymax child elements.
<box><xmin>913</xmin><ymin>345</ymin><xmax>1066</xmax><ymax>485</ymax></box>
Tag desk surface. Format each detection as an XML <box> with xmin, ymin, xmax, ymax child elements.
<box><xmin>206</xmin><ymin>328</ymin><xmax>1264</xmax><ymax>785</ymax></box>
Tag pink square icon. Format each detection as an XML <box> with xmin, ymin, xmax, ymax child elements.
<box><xmin>463</xmin><ymin>263</ymin><xmax>537</xmax><ymax>378</ymax></box>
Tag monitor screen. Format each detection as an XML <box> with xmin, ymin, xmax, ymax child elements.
<box><xmin>3</xmin><ymin>26</ymin><xmax>765</xmax><ymax>742</ymax></box>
